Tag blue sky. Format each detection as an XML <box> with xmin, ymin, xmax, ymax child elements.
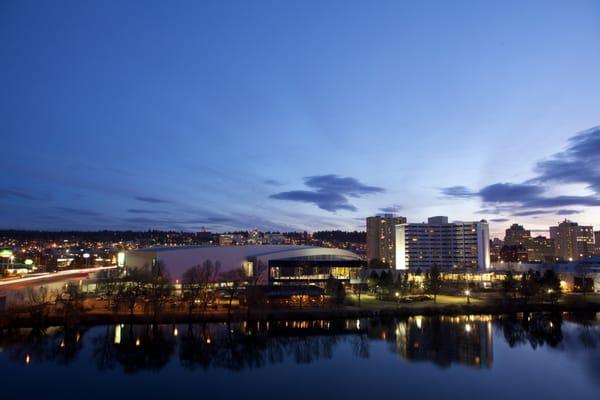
<box><xmin>1</xmin><ymin>0</ymin><xmax>600</xmax><ymax>237</ymax></box>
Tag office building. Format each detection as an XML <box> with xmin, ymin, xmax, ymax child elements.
<box><xmin>489</xmin><ymin>238</ymin><xmax>503</xmax><ymax>262</ymax></box>
<box><xmin>526</xmin><ymin>235</ymin><xmax>555</xmax><ymax>263</ymax></box>
<box><xmin>395</xmin><ymin>216</ymin><xmax>490</xmax><ymax>271</ymax></box>
<box><xmin>499</xmin><ymin>245</ymin><xmax>528</xmax><ymax>262</ymax></box>
<box><xmin>504</xmin><ymin>224</ymin><xmax>531</xmax><ymax>246</ymax></box>
<box><xmin>367</xmin><ymin>214</ymin><xmax>407</xmax><ymax>267</ymax></box>
<box><xmin>550</xmin><ymin>220</ymin><xmax>594</xmax><ymax>261</ymax></box>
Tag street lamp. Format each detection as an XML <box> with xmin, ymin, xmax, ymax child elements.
<box><xmin>395</xmin><ymin>291</ymin><xmax>400</xmax><ymax>307</ymax></box>
<box><xmin>465</xmin><ymin>289</ymin><xmax>471</xmax><ymax>304</ymax></box>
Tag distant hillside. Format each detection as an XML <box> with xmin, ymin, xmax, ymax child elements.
<box><xmin>312</xmin><ymin>230</ymin><xmax>366</xmax><ymax>243</ymax></box>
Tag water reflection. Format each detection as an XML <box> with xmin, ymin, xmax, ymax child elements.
<box><xmin>0</xmin><ymin>313</ymin><xmax>598</xmax><ymax>377</ymax></box>
<box><xmin>0</xmin><ymin>326</ymin><xmax>87</xmax><ymax>366</ymax></box>
<box><xmin>394</xmin><ymin>315</ymin><xmax>494</xmax><ymax>368</ymax></box>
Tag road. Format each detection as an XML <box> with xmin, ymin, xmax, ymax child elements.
<box><xmin>0</xmin><ymin>266</ymin><xmax>117</xmax><ymax>290</ymax></box>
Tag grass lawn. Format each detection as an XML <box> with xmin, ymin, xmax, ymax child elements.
<box><xmin>347</xmin><ymin>293</ymin><xmax>483</xmax><ymax>309</ymax></box>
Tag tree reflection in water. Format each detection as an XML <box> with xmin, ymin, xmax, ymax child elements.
<box><xmin>0</xmin><ymin>313</ymin><xmax>598</xmax><ymax>375</ymax></box>
<box><xmin>497</xmin><ymin>312</ymin><xmax>564</xmax><ymax>349</ymax></box>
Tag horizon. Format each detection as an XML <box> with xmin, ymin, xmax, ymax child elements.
<box><xmin>0</xmin><ymin>218</ymin><xmax>570</xmax><ymax>241</ymax></box>
<box><xmin>2</xmin><ymin>1</ymin><xmax>600</xmax><ymax>238</ymax></box>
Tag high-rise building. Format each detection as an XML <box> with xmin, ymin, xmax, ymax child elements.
<box><xmin>549</xmin><ymin>220</ymin><xmax>594</xmax><ymax>261</ymax></box>
<box><xmin>504</xmin><ymin>224</ymin><xmax>531</xmax><ymax>246</ymax></box>
<box><xmin>595</xmin><ymin>231</ymin><xmax>600</xmax><ymax>255</ymax></box>
<box><xmin>395</xmin><ymin>216</ymin><xmax>490</xmax><ymax>271</ymax></box>
<box><xmin>499</xmin><ymin>244</ymin><xmax>528</xmax><ymax>262</ymax></box>
<box><xmin>503</xmin><ymin>224</ymin><xmax>555</xmax><ymax>262</ymax></box>
<box><xmin>489</xmin><ymin>238</ymin><xmax>504</xmax><ymax>262</ymax></box>
<box><xmin>526</xmin><ymin>235</ymin><xmax>555</xmax><ymax>263</ymax></box>
<box><xmin>366</xmin><ymin>214</ymin><xmax>407</xmax><ymax>267</ymax></box>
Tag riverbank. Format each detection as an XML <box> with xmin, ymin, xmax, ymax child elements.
<box><xmin>2</xmin><ymin>293</ymin><xmax>599</xmax><ymax>328</ymax></box>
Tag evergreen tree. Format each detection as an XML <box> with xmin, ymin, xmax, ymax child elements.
<box><xmin>425</xmin><ymin>265</ymin><xmax>442</xmax><ymax>303</ymax></box>
<box><xmin>502</xmin><ymin>270</ymin><xmax>517</xmax><ymax>301</ymax></box>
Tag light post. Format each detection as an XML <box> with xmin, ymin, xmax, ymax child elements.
<box><xmin>465</xmin><ymin>289</ymin><xmax>471</xmax><ymax>304</ymax></box>
<box><xmin>395</xmin><ymin>291</ymin><xmax>400</xmax><ymax>307</ymax></box>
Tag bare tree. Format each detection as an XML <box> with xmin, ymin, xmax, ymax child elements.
<box><xmin>27</xmin><ymin>285</ymin><xmax>51</xmax><ymax>321</ymax></box>
<box><xmin>116</xmin><ymin>267</ymin><xmax>148</xmax><ymax>320</ymax></box>
<box><xmin>181</xmin><ymin>260</ymin><xmax>220</xmax><ymax>319</ymax></box>
<box><xmin>248</xmin><ymin>259</ymin><xmax>268</xmax><ymax>286</ymax></box>
<box><xmin>244</xmin><ymin>260</ymin><xmax>270</xmax><ymax>314</ymax></box>
<box><xmin>95</xmin><ymin>267</ymin><xmax>122</xmax><ymax>309</ymax></box>
<box><xmin>219</xmin><ymin>268</ymin><xmax>247</xmax><ymax>321</ymax></box>
<box><xmin>575</xmin><ymin>264</ymin><xmax>591</xmax><ymax>300</ymax></box>
<box><xmin>55</xmin><ymin>282</ymin><xmax>85</xmax><ymax>325</ymax></box>
<box><xmin>146</xmin><ymin>261</ymin><xmax>173</xmax><ymax>321</ymax></box>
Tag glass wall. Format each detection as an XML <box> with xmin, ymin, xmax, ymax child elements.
<box><xmin>269</xmin><ymin>259</ymin><xmax>363</xmax><ymax>283</ymax></box>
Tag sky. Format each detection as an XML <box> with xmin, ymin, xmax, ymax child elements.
<box><xmin>1</xmin><ymin>0</ymin><xmax>600</xmax><ymax>238</ymax></box>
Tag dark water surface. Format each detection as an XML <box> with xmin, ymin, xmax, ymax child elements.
<box><xmin>1</xmin><ymin>313</ymin><xmax>599</xmax><ymax>399</ymax></box>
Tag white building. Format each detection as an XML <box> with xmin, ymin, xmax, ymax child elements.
<box><xmin>395</xmin><ymin>216</ymin><xmax>490</xmax><ymax>271</ymax></box>
<box><xmin>124</xmin><ymin>245</ymin><xmax>363</xmax><ymax>284</ymax></box>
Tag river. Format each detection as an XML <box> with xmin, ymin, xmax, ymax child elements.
<box><xmin>1</xmin><ymin>312</ymin><xmax>599</xmax><ymax>399</ymax></box>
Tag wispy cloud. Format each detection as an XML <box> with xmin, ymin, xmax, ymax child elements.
<box><xmin>263</xmin><ymin>179</ymin><xmax>285</xmax><ymax>186</ymax></box>
<box><xmin>134</xmin><ymin>196</ymin><xmax>172</xmax><ymax>204</ymax></box>
<box><xmin>379</xmin><ymin>204</ymin><xmax>403</xmax><ymax>213</ymax></box>
<box><xmin>271</xmin><ymin>190</ymin><xmax>357</xmax><ymax>212</ymax></box>
<box><xmin>270</xmin><ymin>174</ymin><xmax>384</xmax><ymax>212</ymax></box>
<box><xmin>0</xmin><ymin>189</ymin><xmax>49</xmax><ymax>201</ymax></box>
<box><xmin>533</xmin><ymin>126</ymin><xmax>600</xmax><ymax>192</ymax></box>
<box><xmin>555</xmin><ymin>209</ymin><xmax>582</xmax><ymax>215</ymax></box>
<box><xmin>511</xmin><ymin>209</ymin><xmax>555</xmax><ymax>217</ymax></box>
<box><xmin>441</xmin><ymin>126</ymin><xmax>600</xmax><ymax>216</ymax></box>
<box><xmin>123</xmin><ymin>215</ymin><xmax>234</xmax><ymax>226</ymax></box>
<box><xmin>55</xmin><ymin>207</ymin><xmax>103</xmax><ymax>216</ymax></box>
<box><xmin>127</xmin><ymin>209</ymin><xmax>170</xmax><ymax>214</ymax></box>
<box><xmin>440</xmin><ymin>186</ymin><xmax>476</xmax><ymax>198</ymax></box>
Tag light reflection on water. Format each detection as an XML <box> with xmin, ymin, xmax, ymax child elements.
<box><xmin>1</xmin><ymin>312</ymin><xmax>599</xmax><ymax>399</ymax></box>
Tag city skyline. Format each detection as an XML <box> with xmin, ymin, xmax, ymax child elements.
<box><xmin>2</xmin><ymin>1</ymin><xmax>600</xmax><ymax>237</ymax></box>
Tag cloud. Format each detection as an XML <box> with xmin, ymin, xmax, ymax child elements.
<box><xmin>533</xmin><ymin>126</ymin><xmax>600</xmax><ymax>192</ymax></box>
<box><xmin>379</xmin><ymin>204</ymin><xmax>403</xmax><ymax>213</ymax></box>
<box><xmin>124</xmin><ymin>216</ymin><xmax>234</xmax><ymax>226</ymax></box>
<box><xmin>134</xmin><ymin>196</ymin><xmax>172</xmax><ymax>204</ymax></box>
<box><xmin>270</xmin><ymin>190</ymin><xmax>357</xmax><ymax>212</ymax></box>
<box><xmin>490</xmin><ymin>218</ymin><xmax>510</xmax><ymax>223</ymax></box>
<box><xmin>511</xmin><ymin>209</ymin><xmax>555</xmax><ymax>217</ymax></box>
<box><xmin>478</xmin><ymin>183</ymin><xmax>544</xmax><ymax>203</ymax></box>
<box><xmin>477</xmin><ymin>208</ymin><xmax>502</xmax><ymax>215</ymax></box>
<box><xmin>0</xmin><ymin>189</ymin><xmax>36</xmax><ymax>200</ymax></box>
<box><xmin>448</xmin><ymin>183</ymin><xmax>600</xmax><ymax>214</ymax></box>
<box><xmin>263</xmin><ymin>179</ymin><xmax>285</xmax><ymax>186</ymax></box>
<box><xmin>270</xmin><ymin>174</ymin><xmax>384</xmax><ymax>212</ymax></box>
<box><xmin>440</xmin><ymin>186</ymin><xmax>476</xmax><ymax>198</ymax></box>
<box><xmin>555</xmin><ymin>209</ymin><xmax>582</xmax><ymax>215</ymax></box>
<box><xmin>441</xmin><ymin>127</ymin><xmax>600</xmax><ymax>216</ymax></box>
<box><xmin>303</xmin><ymin>175</ymin><xmax>384</xmax><ymax>197</ymax></box>
<box><xmin>0</xmin><ymin>189</ymin><xmax>50</xmax><ymax>201</ymax></box>
<box><xmin>55</xmin><ymin>207</ymin><xmax>103</xmax><ymax>216</ymax></box>
<box><xmin>127</xmin><ymin>209</ymin><xmax>170</xmax><ymax>214</ymax></box>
